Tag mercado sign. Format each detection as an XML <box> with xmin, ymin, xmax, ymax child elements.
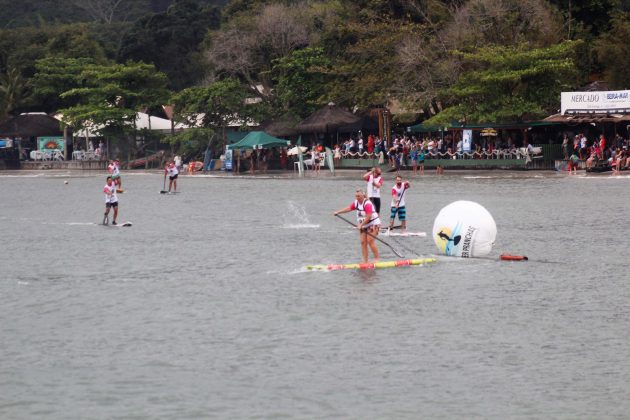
<box><xmin>38</xmin><ymin>136</ymin><xmax>65</xmax><ymax>151</ymax></box>
<box><xmin>561</xmin><ymin>90</ymin><xmax>630</xmax><ymax>115</ymax></box>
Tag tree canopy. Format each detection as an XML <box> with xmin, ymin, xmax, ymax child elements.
<box><xmin>0</xmin><ymin>0</ymin><xmax>628</xmax><ymax>146</ymax></box>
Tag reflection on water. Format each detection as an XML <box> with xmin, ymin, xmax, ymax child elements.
<box><xmin>1</xmin><ymin>170</ymin><xmax>629</xmax><ymax>419</ymax></box>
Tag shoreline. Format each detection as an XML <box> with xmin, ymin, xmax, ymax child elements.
<box><xmin>1</xmin><ymin>167</ymin><xmax>613</xmax><ymax>180</ymax></box>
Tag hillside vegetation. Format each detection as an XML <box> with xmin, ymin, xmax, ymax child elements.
<box><xmin>1</xmin><ymin>0</ymin><xmax>629</xmax><ymax>131</ymax></box>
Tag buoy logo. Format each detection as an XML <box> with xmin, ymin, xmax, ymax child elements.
<box><xmin>435</xmin><ymin>224</ymin><xmax>462</xmax><ymax>255</ymax></box>
<box><xmin>433</xmin><ymin>201</ymin><xmax>497</xmax><ymax>258</ymax></box>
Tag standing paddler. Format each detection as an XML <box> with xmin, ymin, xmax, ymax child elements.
<box><xmin>334</xmin><ymin>189</ymin><xmax>381</xmax><ymax>263</ymax></box>
<box><xmin>103</xmin><ymin>176</ymin><xmax>119</xmax><ymax>225</ymax></box>
<box><xmin>164</xmin><ymin>162</ymin><xmax>179</xmax><ymax>193</ymax></box>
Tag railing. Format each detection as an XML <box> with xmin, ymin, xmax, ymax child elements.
<box><xmin>339</xmin><ymin>147</ymin><xmax>542</xmax><ymax>161</ymax></box>
<box><xmin>72</xmin><ymin>150</ymin><xmax>100</xmax><ymax>161</ymax></box>
<box><xmin>30</xmin><ymin>149</ymin><xmax>65</xmax><ymax>161</ymax></box>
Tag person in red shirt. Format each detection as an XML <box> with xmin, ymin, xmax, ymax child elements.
<box><xmin>334</xmin><ymin>190</ymin><xmax>381</xmax><ymax>262</ymax></box>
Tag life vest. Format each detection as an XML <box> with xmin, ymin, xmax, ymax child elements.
<box><xmin>354</xmin><ymin>199</ymin><xmax>380</xmax><ymax>227</ymax></box>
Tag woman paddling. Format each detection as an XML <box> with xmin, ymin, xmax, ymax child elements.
<box><xmin>334</xmin><ymin>189</ymin><xmax>381</xmax><ymax>263</ymax></box>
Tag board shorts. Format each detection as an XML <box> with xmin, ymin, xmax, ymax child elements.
<box><xmin>112</xmin><ymin>174</ymin><xmax>120</xmax><ymax>180</ymax></box>
<box><xmin>169</xmin><ymin>174</ymin><xmax>178</xmax><ymax>180</ymax></box>
<box><xmin>106</xmin><ymin>201</ymin><xmax>118</xmax><ymax>208</ymax></box>
<box><xmin>390</xmin><ymin>206</ymin><xmax>406</xmax><ymax>221</ymax></box>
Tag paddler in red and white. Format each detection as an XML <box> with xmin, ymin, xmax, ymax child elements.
<box><xmin>103</xmin><ymin>176</ymin><xmax>118</xmax><ymax>225</ymax></box>
<box><xmin>107</xmin><ymin>160</ymin><xmax>122</xmax><ymax>192</ymax></box>
<box><xmin>334</xmin><ymin>189</ymin><xmax>381</xmax><ymax>263</ymax></box>
<box><xmin>389</xmin><ymin>175</ymin><xmax>410</xmax><ymax>232</ymax></box>
<box><xmin>164</xmin><ymin>162</ymin><xmax>179</xmax><ymax>193</ymax></box>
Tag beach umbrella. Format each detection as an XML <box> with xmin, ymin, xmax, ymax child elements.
<box><xmin>287</xmin><ymin>146</ymin><xmax>308</xmax><ymax>156</ymax></box>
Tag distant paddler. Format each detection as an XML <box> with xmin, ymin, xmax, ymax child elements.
<box><xmin>334</xmin><ymin>189</ymin><xmax>381</xmax><ymax>263</ymax></box>
<box><xmin>389</xmin><ymin>175</ymin><xmax>410</xmax><ymax>232</ymax></box>
<box><xmin>107</xmin><ymin>159</ymin><xmax>123</xmax><ymax>192</ymax></box>
<box><xmin>164</xmin><ymin>161</ymin><xmax>179</xmax><ymax>193</ymax></box>
<box><xmin>103</xmin><ymin>176</ymin><xmax>119</xmax><ymax>225</ymax></box>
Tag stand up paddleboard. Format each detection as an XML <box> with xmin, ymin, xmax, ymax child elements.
<box><xmin>306</xmin><ymin>258</ymin><xmax>436</xmax><ymax>271</ymax></box>
<box><xmin>100</xmin><ymin>221</ymin><xmax>133</xmax><ymax>227</ymax></box>
<box><xmin>383</xmin><ymin>231</ymin><xmax>427</xmax><ymax>237</ymax></box>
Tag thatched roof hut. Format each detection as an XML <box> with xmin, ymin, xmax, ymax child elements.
<box><xmin>297</xmin><ymin>103</ymin><xmax>361</xmax><ymax>134</ymax></box>
<box><xmin>0</xmin><ymin>113</ymin><xmax>64</xmax><ymax>137</ymax></box>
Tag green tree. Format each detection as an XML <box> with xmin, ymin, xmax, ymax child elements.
<box><xmin>31</xmin><ymin>57</ymin><xmax>101</xmax><ymax>113</ymax></box>
<box><xmin>271</xmin><ymin>47</ymin><xmax>331</xmax><ymax>118</ymax></box>
<box><xmin>594</xmin><ymin>14</ymin><xmax>630</xmax><ymax>89</ymax></box>
<box><xmin>118</xmin><ymin>0</ymin><xmax>221</xmax><ymax>89</ymax></box>
<box><xmin>171</xmin><ymin>77</ymin><xmax>266</xmax><ymax>149</ymax></box>
<box><xmin>60</xmin><ymin>61</ymin><xmax>170</xmax><ymax>158</ymax></box>
<box><xmin>424</xmin><ymin>41</ymin><xmax>584</xmax><ymax>125</ymax></box>
<box><xmin>0</xmin><ymin>67</ymin><xmax>30</xmax><ymax>118</ymax></box>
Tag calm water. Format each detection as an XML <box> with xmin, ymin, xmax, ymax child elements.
<box><xmin>1</xmin><ymin>169</ymin><xmax>629</xmax><ymax>419</ymax></box>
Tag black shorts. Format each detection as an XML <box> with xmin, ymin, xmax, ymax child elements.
<box><xmin>106</xmin><ymin>201</ymin><xmax>118</xmax><ymax>208</ymax></box>
<box><xmin>169</xmin><ymin>174</ymin><xmax>178</xmax><ymax>180</ymax></box>
<box><xmin>370</xmin><ymin>197</ymin><xmax>381</xmax><ymax>214</ymax></box>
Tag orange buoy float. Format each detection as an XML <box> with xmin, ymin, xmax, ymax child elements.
<box><xmin>500</xmin><ymin>254</ymin><xmax>528</xmax><ymax>261</ymax></box>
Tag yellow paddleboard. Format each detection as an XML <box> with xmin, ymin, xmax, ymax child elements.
<box><xmin>306</xmin><ymin>258</ymin><xmax>436</xmax><ymax>271</ymax></box>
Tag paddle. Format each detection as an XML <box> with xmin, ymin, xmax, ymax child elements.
<box><xmin>388</xmin><ymin>182</ymin><xmax>407</xmax><ymax>232</ymax></box>
<box><xmin>161</xmin><ymin>170</ymin><xmax>168</xmax><ymax>194</ymax></box>
<box><xmin>335</xmin><ymin>214</ymin><xmax>404</xmax><ymax>258</ymax></box>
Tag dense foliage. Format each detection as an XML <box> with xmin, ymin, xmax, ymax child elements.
<box><xmin>1</xmin><ymin>0</ymin><xmax>629</xmax><ymax>153</ymax></box>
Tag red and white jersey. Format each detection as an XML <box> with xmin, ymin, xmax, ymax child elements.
<box><xmin>103</xmin><ymin>183</ymin><xmax>118</xmax><ymax>203</ymax></box>
<box><xmin>108</xmin><ymin>163</ymin><xmax>120</xmax><ymax>176</ymax></box>
<box><xmin>350</xmin><ymin>198</ymin><xmax>381</xmax><ymax>227</ymax></box>
<box><xmin>166</xmin><ymin>166</ymin><xmax>179</xmax><ymax>177</ymax></box>
<box><xmin>366</xmin><ymin>174</ymin><xmax>382</xmax><ymax>198</ymax></box>
<box><xmin>391</xmin><ymin>183</ymin><xmax>408</xmax><ymax>207</ymax></box>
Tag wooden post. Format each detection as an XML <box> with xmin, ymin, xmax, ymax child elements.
<box><xmin>63</xmin><ymin>125</ymin><xmax>69</xmax><ymax>161</ymax></box>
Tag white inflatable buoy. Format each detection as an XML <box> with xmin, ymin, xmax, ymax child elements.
<box><xmin>432</xmin><ymin>200</ymin><xmax>497</xmax><ymax>258</ymax></box>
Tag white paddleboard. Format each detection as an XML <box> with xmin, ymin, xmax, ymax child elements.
<box><xmin>100</xmin><ymin>221</ymin><xmax>132</xmax><ymax>227</ymax></box>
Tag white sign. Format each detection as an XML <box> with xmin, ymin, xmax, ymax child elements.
<box><xmin>462</xmin><ymin>130</ymin><xmax>472</xmax><ymax>152</ymax></box>
<box><xmin>561</xmin><ymin>90</ymin><xmax>630</xmax><ymax>114</ymax></box>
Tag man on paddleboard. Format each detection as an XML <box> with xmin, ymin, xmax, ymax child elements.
<box><xmin>334</xmin><ymin>189</ymin><xmax>381</xmax><ymax>263</ymax></box>
<box><xmin>389</xmin><ymin>175</ymin><xmax>410</xmax><ymax>232</ymax></box>
<box><xmin>362</xmin><ymin>167</ymin><xmax>383</xmax><ymax>214</ymax></box>
<box><xmin>164</xmin><ymin>162</ymin><xmax>179</xmax><ymax>193</ymax></box>
<box><xmin>103</xmin><ymin>176</ymin><xmax>119</xmax><ymax>225</ymax></box>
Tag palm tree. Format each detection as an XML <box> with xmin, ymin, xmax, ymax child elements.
<box><xmin>0</xmin><ymin>67</ymin><xmax>29</xmax><ymax>119</ymax></box>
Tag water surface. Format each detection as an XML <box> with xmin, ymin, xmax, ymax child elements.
<box><xmin>1</xmin><ymin>169</ymin><xmax>629</xmax><ymax>419</ymax></box>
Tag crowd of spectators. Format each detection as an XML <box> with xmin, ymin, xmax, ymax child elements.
<box><xmin>333</xmin><ymin>133</ymin><xmax>537</xmax><ymax>169</ymax></box>
<box><xmin>563</xmin><ymin>133</ymin><xmax>630</xmax><ymax>173</ymax></box>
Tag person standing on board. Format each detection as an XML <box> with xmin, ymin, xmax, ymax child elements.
<box><xmin>103</xmin><ymin>176</ymin><xmax>119</xmax><ymax>225</ymax></box>
<box><xmin>334</xmin><ymin>189</ymin><xmax>381</xmax><ymax>263</ymax></box>
<box><xmin>362</xmin><ymin>167</ymin><xmax>383</xmax><ymax>214</ymax></box>
<box><xmin>108</xmin><ymin>160</ymin><xmax>123</xmax><ymax>192</ymax></box>
<box><xmin>389</xmin><ymin>175</ymin><xmax>410</xmax><ymax>232</ymax></box>
<box><xmin>164</xmin><ymin>162</ymin><xmax>179</xmax><ymax>193</ymax></box>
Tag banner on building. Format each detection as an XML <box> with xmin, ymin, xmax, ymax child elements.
<box><xmin>38</xmin><ymin>136</ymin><xmax>64</xmax><ymax>151</ymax></box>
<box><xmin>462</xmin><ymin>130</ymin><xmax>472</xmax><ymax>152</ymax></box>
<box><xmin>561</xmin><ymin>90</ymin><xmax>630</xmax><ymax>115</ymax></box>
